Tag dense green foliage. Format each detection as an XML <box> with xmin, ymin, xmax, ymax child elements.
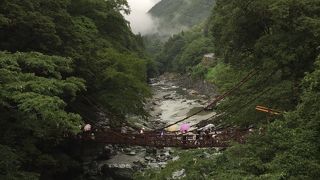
<box><xmin>0</xmin><ymin>0</ymin><xmax>151</xmax><ymax>178</ymax></box>
<box><xmin>0</xmin><ymin>52</ymin><xmax>85</xmax><ymax>179</ymax></box>
<box><xmin>155</xmin><ymin>0</ymin><xmax>320</xmax><ymax>126</ymax></box>
<box><xmin>156</xmin><ymin>25</ymin><xmax>214</xmax><ymax>73</ymax></box>
<box><xmin>0</xmin><ymin>0</ymin><xmax>150</xmax><ymax>117</ymax></box>
<box><xmin>141</xmin><ymin>0</ymin><xmax>320</xmax><ymax>179</ymax></box>
<box><xmin>149</xmin><ymin>0</ymin><xmax>215</xmax><ymax>35</ymax></box>
<box><xmin>143</xmin><ymin>0</ymin><xmax>215</xmax><ymax>59</ymax></box>
<box><xmin>135</xmin><ymin>57</ymin><xmax>320</xmax><ymax>179</ymax></box>
<box><xmin>134</xmin><ymin>149</ymin><xmax>219</xmax><ymax>180</ymax></box>
<box><xmin>143</xmin><ymin>0</ymin><xmax>216</xmax><ymax>67</ymax></box>
<box><xmin>1</xmin><ymin>0</ymin><xmax>320</xmax><ymax>178</ymax></box>
<box><xmin>208</xmin><ymin>0</ymin><xmax>320</xmax><ymax>126</ymax></box>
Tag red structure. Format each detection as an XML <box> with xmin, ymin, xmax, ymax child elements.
<box><xmin>82</xmin><ymin>129</ymin><xmax>249</xmax><ymax>149</ymax></box>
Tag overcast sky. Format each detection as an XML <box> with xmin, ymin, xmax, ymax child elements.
<box><xmin>124</xmin><ymin>0</ymin><xmax>160</xmax><ymax>35</ymax></box>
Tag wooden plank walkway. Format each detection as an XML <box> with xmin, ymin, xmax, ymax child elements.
<box><xmin>82</xmin><ymin>129</ymin><xmax>249</xmax><ymax>149</ymax></box>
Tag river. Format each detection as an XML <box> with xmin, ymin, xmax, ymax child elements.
<box><xmin>147</xmin><ymin>74</ymin><xmax>216</xmax><ymax>130</ymax></box>
<box><xmin>82</xmin><ymin>74</ymin><xmax>217</xmax><ymax>179</ymax></box>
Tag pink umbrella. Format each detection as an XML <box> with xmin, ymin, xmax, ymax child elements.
<box><xmin>84</xmin><ymin>124</ymin><xmax>92</xmax><ymax>132</ymax></box>
<box><xmin>180</xmin><ymin>123</ymin><xmax>190</xmax><ymax>133</ymax></box>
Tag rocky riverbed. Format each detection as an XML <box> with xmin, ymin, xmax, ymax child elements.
<box><xmin>82</xmin><ymin>74</ymin><xmax>217</xmax><ymax>179</ymax></box>
<box><xmin>146</xmin><ymin>74</ymin><xmax>217</xmax><ymax>130</ymax></box>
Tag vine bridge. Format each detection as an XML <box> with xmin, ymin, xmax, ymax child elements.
<box><xmin>83</xmin><ymin>128</ymin><xmax>249</xmax><ymax>149</ymax></box>
<box><xmin>82</xmin><ymin>69</ymin><xmax>275</xmax><ymax>149</ymax></box>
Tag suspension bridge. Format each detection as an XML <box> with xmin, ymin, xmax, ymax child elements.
<box><xmin>81</xmin><ymin>69</ymin><xmax>280</xmax><ymax>149</ymax></box>
<box><xmin>82</xmin><ymin>128</ymin><xmax>249</xmax><ymax>149</ymax></box>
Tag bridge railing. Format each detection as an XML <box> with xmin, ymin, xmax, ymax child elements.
<box><xmin>83</xmin><ymin>129</ymin><xmax>249</xmax><ymax>148</ymax></box>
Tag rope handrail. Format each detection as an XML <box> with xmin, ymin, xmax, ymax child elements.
<box><xmin>83</xmin><ymin>127</ymin><xmax>250</xmax><ymax>148</ymax></box>
<box><xmin>181</xmin><ymin>68</ymin><xmax>280</xmax><ymax>131</ymax></box>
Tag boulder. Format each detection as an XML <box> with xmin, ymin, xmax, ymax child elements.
<box><xmin>148</xmin><ymin>162</ymin><xmax>160</xmax><ymax>169</ymax></box>
<box><xmin>172</xmin><ymin>156</ymin><xmax>180</xmax><ymax>161</ymax></box>
<box><xmin>101</xmin><ymin>165</ymin><xmax>134</xmax><ymax>180</ymax></box>
<box><xmin>98</xmin><ymin>145</ymin><xmax>114</xmax><ymax>160</ymax></box>
<box><xmin>172</xmin><ymin>169</ymin><xmax>186</xmax><ymax>179</ymax></box>
<box><xmin>123</xmin><ymin>148</ymin><xmax>132</xmax><ymax>153</ymax></box>
<box><xmin>199</xmin><ymin>95</ymin><xmax>207</xmax><ymax>99</ymax></box>
<box><xmin>127</xmin><ymin>151</ymin><xmax>136</xmax><ymax>156</ymax></box>
<box><xmin>133</xmin><ymin>160</ymin><xmax>147</xmax><ymax>170</ymax></box>
<box><xmin>158</xmin><ymin>162</ymin><xmax>168</xmax><ymax>168</ymax></box>
<box><xmin>189</xmin><ymin>90</ymin><xmax>199</xmax><ymax>95</ymax></box>
<box><xmin>163</xmin><ymin>94</ymin><xmax>174</xmax><ymax>100</ymax></box>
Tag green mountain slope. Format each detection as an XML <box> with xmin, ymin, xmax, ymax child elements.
<box><xmin>149</xmin><ymin>0</ymin><xmax>215</xmax><ymax>34</ymax></box>
<box><xmin>0</xmin><ymin>0</ymin><xmax>152</xmax><ymax>178</ymax></box>
<box><xmin>138</xmin><ymin>0</ymin><xmax>320</xmax><ymax>179</ymax></box>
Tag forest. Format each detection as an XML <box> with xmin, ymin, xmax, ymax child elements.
<box><xmin>137</xmin><ymin>0</ymin><xmax>320</xmax><ymax>179</ymax></box>
<box><xmin>0</xmin><ymin>0</ymin><xmax>151</xmax><ymax>179</ymax></box>
<box><xmin>148</xmin><ymin>0</ymin><xmax>215</xmax><ymax>35</ymax></box>
<box><xmin>1</xmin><ymin>0</ymin><xmax>320</xmax><ymax>179</ymax></box>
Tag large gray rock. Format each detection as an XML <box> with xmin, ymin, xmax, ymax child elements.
<box><xmin>172</xmin><ymin>169</ymin><xmax>186</xmax><ymax>179</ymax></box>
<box><xmin>158</xmin><ymin>162</ymin><xmax>168</xmax><ymax>168</ymax></box>
<box><xmin>172</xmin><ymin>156</ymin><xmax>180</xmax><ymax>161</ymax></box>
<box><xmin>163</xmin><ymin>94</ymin><xmax>174</xmax><ymax>100</ymax></box>
<box><xmin>189</xmin><ymin>90</ymin><xmax>199</xmax><ymax>95</ymax></box>
<box><xmin>101</xmin><ymin>164</ymin><xmax>134</xmax><ymax>180</ymax></box>
<box><xmin>98</xmin><ymin>145</ymin><xmax>115</xmax><ymax>160</ymax></box>
<box><xmin>148</xmin><ymin>162</ymin><xmax>160</xmax><ymax>169</ymax></box>
<box><xmin>133</xmin><ymin>160</ymin><xmax>147</xmax><ymax>170</ymax></box>
<box><xmin>127</xmin><ymin>151</ymin><xmax>136</xmax><ymax>156</ymax></box>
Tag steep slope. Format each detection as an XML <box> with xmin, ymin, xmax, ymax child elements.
<box><xmin>137</xmin><ymin>0</ymin><xmax>320</xmax><ymax>179</ymax></box>
<box><xmin>0</xmin><ymin>0</ymin><xmax>151</xmax><ymax>178</ymax></box>
<box><xmin>149</xmin><ymin>0</ymin><xmax>215</xmax><ymax>35</ymax></box>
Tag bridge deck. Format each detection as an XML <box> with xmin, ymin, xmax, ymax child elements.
<box><xmin>83</xmin><ymin>129</ymin><xmax>248</xmax><ymax>149</ymax></box>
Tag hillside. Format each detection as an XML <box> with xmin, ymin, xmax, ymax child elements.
<box><xmin>0</xmin><ymin>0</ymin><xmax>151</xmax><ymax>178</ymax></box>
<box><xmin>138</xmin><ymin>0</ymin><xmax>320</xmax><ymax>179</ymax></box>
<box><xmin>149</xmin><ymin>0</ymin><xmax>215</xmax><ymax>35</ymax></box>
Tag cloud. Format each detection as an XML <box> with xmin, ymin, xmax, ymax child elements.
<box><xmin>124</xmin><ymin>0</ymin><xmax>160</xmax><ymax>35</ymax></box>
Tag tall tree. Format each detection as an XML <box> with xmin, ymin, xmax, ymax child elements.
<box><xmin>0</xmin><ymin>52</ymin><xmax>85</xmax><ymax>179</ymax></box>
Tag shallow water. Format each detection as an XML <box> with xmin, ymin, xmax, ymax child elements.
<box><xmin>150</xmin><ymin>78</ymin><xmax>216</xmax><ymax>130</ymax></box>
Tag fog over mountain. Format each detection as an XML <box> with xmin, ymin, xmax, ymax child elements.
<box><xmin>149</xmin><ymin>0</ymin><xmax>216</xmax><ymax>35</ymax></box>
<box><xmin>125</xmin><ymin>0</ymin><xmax>160</xmax><ymax>35</ymax></box>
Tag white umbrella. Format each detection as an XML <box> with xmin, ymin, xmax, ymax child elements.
<box><xmin>198</xmin><ymin>124</ymin><xmax>215</xmax><ymax>131</ymax></box>
<box><xmin>84</xmin><ymin>124</ymin><xmax>92</xmax><ymax>132</ymax></box>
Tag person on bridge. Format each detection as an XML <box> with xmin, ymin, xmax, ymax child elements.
<box><xmin>121</xmin><ymin>126</ymin><xmax>127</xmax><ymax>133</ymax></box>
<box><xmin>205</xmin><ymin>130</ymin><xmax>211</xmax><ymax>140</ymax></box>
<box><xmin>194</xmin><ymin>130</ymin><xmax>201</xmax><ymax>145</ymax></box>
<box><xmin>83</xmin><ymin>124</ymin><xmax>92</xmax><ymax>132</ymax></box>
<box><xmin>182</xmin><ymin>133</ymin><xmax>187</xmax><ymax>144</ymax></box>
<box><xmin>160</xmin><ymin>130</ymin><xmax>164</xmax><ymax>137</ymax></box>
<box><xmin>139</xmin><ymin>127</ymin><xmax>145</xmax><ymax>134</ymax></box>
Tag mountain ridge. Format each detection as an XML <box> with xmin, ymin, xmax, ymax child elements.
<box><xmin>148</xmin><ymin>0</ymin><xmax>215</xmax><ymax>35</ymax></box>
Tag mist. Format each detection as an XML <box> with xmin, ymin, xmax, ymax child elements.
<box><xmin>125</xmin><ymin>0</ymin><xmax>160</xmax><ymax>35</ymax></box>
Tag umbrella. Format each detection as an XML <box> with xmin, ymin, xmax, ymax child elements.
<box><xmin>180</xmin><ymin>123</ymin><xmax>190</xmax><ymax>133</ymax></box>
<box><xmin>166</xmin><ymin>124</ymin><xmax>179</xmax><ymax>132</ymax></box>
<box><xmin>84</xmin><ymin>124</ymin><xmax>92</xmax><ymax>132</ymax></box>
<box><xmin>199</xmin><ymin>124</ymin><xmax>215</xmax><ymax>131</ymax></box>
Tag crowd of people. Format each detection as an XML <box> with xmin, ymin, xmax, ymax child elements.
<box><xmin>80</xmin><ymin>123</ymin><xmax>223</xmax><ymax>146</ymax></box>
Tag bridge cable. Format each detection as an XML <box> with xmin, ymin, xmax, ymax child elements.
<box><xmin>188</xmin><ymin>87</ymin><xmax>272</xmax><ymax>131</ymax></box>
<box><xmin>157</xmin><ymin>69</ymin><xmax>259</xmax><ymax>131</ymax></box>
<box><xmin>189</xmin><ymin>68</ymin><xmax>279</xmax><ymax>130</ymax></box>
<box><xmin>224</xmin><ymin>68</ymin><xmax>280</xmax><ymax>118</ymax></box>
